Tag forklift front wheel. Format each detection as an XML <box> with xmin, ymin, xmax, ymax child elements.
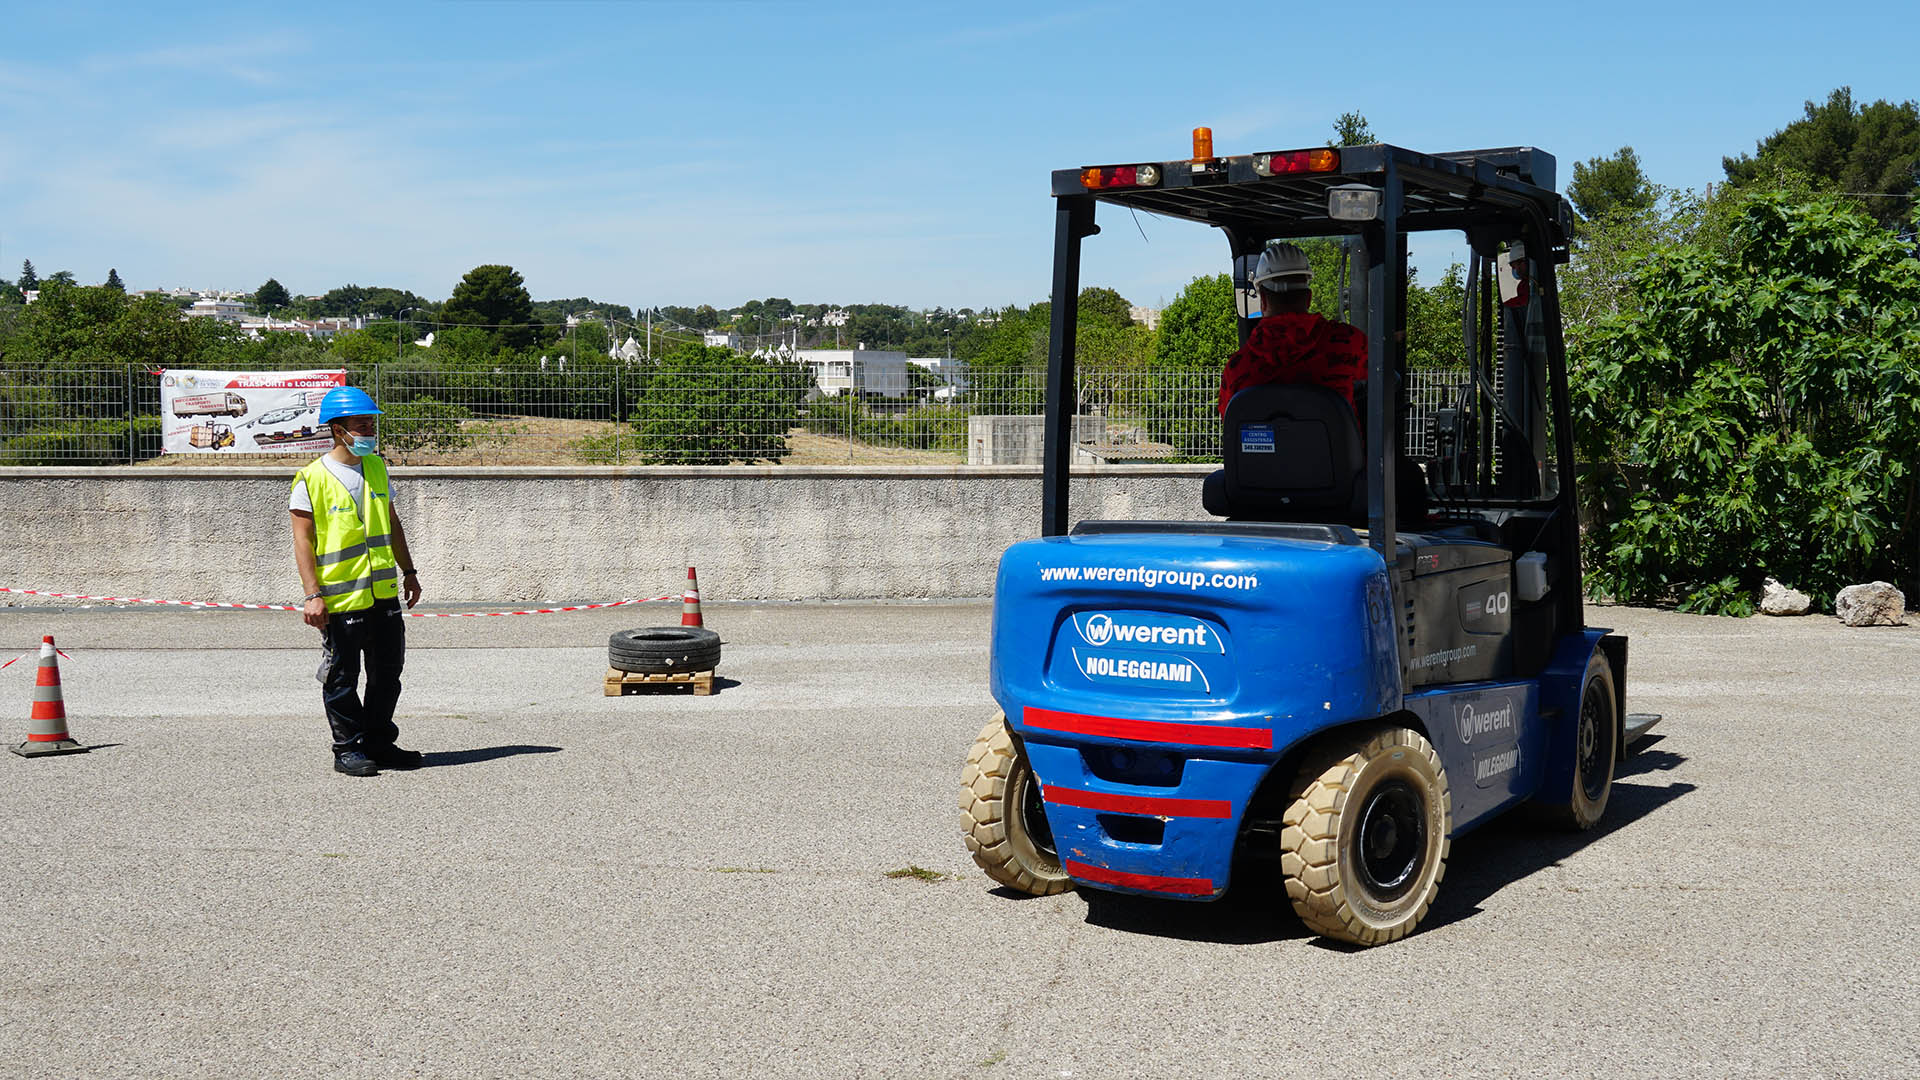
<box><xmin>961</xmin><ymin>714</ymin><xmax>1073</xmax><ymax>896</ymax></box>
<box><xmin>1281</xmin><ymin>727</ymin><xmax>1452</xmax><ymax>946</ymax></box>
<box><xmin>1549</xmin><ymin>653</ymin><xmax>1618</xmax><ymax>830</ymax></box>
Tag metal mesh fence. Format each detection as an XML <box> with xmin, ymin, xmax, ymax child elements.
<box><xmin>2</xmin><ymin>363</ymin><xmax>1481</xmax><ymax>467</ymax></box>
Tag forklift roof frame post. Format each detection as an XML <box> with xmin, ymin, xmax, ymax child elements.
<box><xmin>1039</xmin><ymin>143</ymin><xmax>1584</xmax><ymax>634</ymax></box>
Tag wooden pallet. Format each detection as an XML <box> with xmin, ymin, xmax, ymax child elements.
<box><xmin>604</xmin><ymin>667</ymin><xmax>716</xmax><ymax>697</ymax></box>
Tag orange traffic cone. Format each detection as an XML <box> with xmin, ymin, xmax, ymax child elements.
<box><xmin>12</xmin><ymin>636</ymin><xmax>87</xmax><ymax>758</ymax></box>
<box><xmin>680</xmin><ymin>567</ymin><xmax>704</xmax><ymax>628</ymax></box>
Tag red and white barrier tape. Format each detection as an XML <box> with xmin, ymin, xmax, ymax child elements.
<box><xmin>0</xmin><ymin>586</ymin><xmax>678</xmax><ymax>619</ymax></box>
<box><xmin>1</xmin><ymin>646</ymin><xmax>68</xmax><ymax>669</ymax></box>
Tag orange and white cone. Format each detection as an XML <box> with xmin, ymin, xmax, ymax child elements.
<box><xmin>680</xmin><ymin>567</ymin><xmax>704</xmax><ymax>628</ymax></box>
<box><xmin>12</xmin><ymin>636</ymin><xmax>87</xmax><ymax>758</ymax></box>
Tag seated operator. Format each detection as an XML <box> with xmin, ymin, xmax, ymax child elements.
<box><xmin>1217</xmin><ymin>243</ymin><xmax>1366</xmax><ymax>417</ymax></box>
<box><xmin>1217</xmin><ymin>243</ymin><xmax>1428</xmax><ymax>522</ymax></box>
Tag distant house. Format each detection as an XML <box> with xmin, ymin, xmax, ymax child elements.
<box><xmin>796</xmin><ymin>349</ymin><xmax>911</xmax><ymax>398</ymax></box>
<box><xmin>907</xmin><ymin>356</ymin><xmax>970</xmax><ymax>398</ymax></box>
<box><xmin>704</xmin><ymin>331</ymin><xmax>742</xmax><ymax>350</ymax></box>
<box><xmin>184</xmin><ymin>297</ymin><xmax>248</xmax><ymax>322</ymax></box>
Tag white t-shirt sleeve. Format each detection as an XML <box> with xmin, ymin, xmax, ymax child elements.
<box><xmin>289</xmin><ymin>477</ymin><xmax>312</xmax><ymax>512</ymax></box>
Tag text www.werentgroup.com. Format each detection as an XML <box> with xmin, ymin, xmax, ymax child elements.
<box><xmin>1038</xmin><ymin>565</ymin><xmax>1260</xmax><ymax>590</ymax></box>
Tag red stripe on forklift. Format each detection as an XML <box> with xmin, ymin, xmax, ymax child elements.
<box><xmin>1022</xmin><ymin>706</ymin><xmax>1272</xmax><ymax>749</ymax></box>
<box><xmin>1043</xmin><ymin>786</ymin><xmax>1231</xmax><ymax>819</ymax></box>
<box><xmin>1065</xmin><ymin>859</ymin><xmax>1214</xmax><ymax>896</ymax></box>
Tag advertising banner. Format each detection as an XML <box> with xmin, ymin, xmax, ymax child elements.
<box><xmin>159</xmin><ymin>369</ymin><xmax>347</xmax><ymax>454</ymax></box>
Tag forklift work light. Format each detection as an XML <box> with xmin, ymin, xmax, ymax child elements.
<box><xmin>1327</xmin><ymin>184</ymin><xmax>1382</xmax><ymax>221</ymax></box>
<box><xmin>1079</xmin><ymin>164</ymin><xmax>1163</xmax><ymax>190</ymax></box>
<box><xmin>1251</xmin><ymin>148</ymin><xmax>1340</xmax><ymax>177</ymax></box>
<box><xmin>1192</xmin><ymin>127</ymin><xmax>1214</xmax><ymax>162</ymax></box>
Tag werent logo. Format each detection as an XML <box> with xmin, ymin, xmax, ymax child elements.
<box><xmin>1454</xmin><ymin>699</ymin><xmax>1516</xmax><ymax>745</ymax></box>
<box><xmin>1079</xmin><ymin>613</ymin><xmax>1209</xmax><ymax>649</ymax></box>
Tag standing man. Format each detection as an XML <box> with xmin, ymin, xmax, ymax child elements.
<box><xmin>290</xmin><ymin>387</ymin><xmax>423</xmax><ymax>776</ymax></box>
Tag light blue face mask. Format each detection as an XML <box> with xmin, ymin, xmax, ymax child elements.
<box><xmin>349</xmin><ymin>434</ymin><xmax>378</xmax><ymax>456</ymax></box>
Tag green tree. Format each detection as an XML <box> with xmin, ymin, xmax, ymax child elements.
<box><xmin>0</xmin><ymin>281</ymin><xmax>243</xmax><ymax>463</ymax></box>
<box><xmin>18</xmin><ymin>260</ymin><xmax>37</xmax><ymax>291</ymax></box>
<box><xmin>1331</xmin><ymin>111</ymin><xmax>1375</xmax><ymax>146</ymax></box>
<box><xmin>1568</xmin><ymin>147</ymin><xmax>1657</xmax><ymax>221</ymax></box>
<box><xmin>963</xmin><ymin>304</ymin><xmax>1048</xmax><ymax>370</ymax></box>
<box><xmin>628</xmin><ymin>344</ymin><xmax>808</xmax><ymax>464</ymax></box>
<box><xmin>442</xmin><ymin>264</ymin><xmax>538</xmax><ymax>349</ymax></box>
<box><xmin>255</xmin><ymin>277</ymin><xmax>291</xmax><ymax>313</ymax></box>
<box><xmin>1077</xmin><ymin>286</ymin><xmax>1134</xmax><ymax>329</ymax></box>
<box><xmin>1403</xmin><ymin>263</ymin><xmax>1466</xmax><ymax>371</ymax></box>
<box><xmin>1571</xmin><ymin>189</ymin><xmax>1920</xmax><ymax>614</ymax></box>
<box><xmin>1723</xmin><ymin>87</ymin><xmax>1920</xmax><ymax>229</ymax></box>
<box><xmin>46</xmin><ymin>270</ymin><xmax>75</xmax><ymax>286</ymax></box>
<box><xmin>104</xmin><ymin>268</ymin><xmax>125</xmax><ymax>292</ymax></box>
<box><xmin>1151</xmin><ymin>274</ymin><xmax>1237</xmax><ymax>370</ymax></box>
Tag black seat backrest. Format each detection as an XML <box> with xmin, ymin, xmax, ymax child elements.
<box><xmin>1202</xmin><ymin>383</ymin><xmax>1365</xmax><ymax>524</ymax></box>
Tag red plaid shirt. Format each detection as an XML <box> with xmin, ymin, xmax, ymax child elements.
<box><xmin>1218</xmin><ymin>312</ymin><xmax>1367</xmax><ymax>416</ymax></box>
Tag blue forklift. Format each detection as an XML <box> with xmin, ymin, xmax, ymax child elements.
<box><xmin>961</xmin><ymin>135</ymin><xmax>1659</xmax><ymax>945</ymax></box>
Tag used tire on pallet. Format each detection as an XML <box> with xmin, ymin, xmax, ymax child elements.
<box><xmin>960</xmin><ymin>713</ymin><xmax>1073</xmax><ymax>896</ymax></box>
<box><xmin>1280</xmin><ymin>726</ymin><xmax>1452</xmax><ymax>946</ymax></box>
<box><xmin>608</xmin><ymin>627</ymin><xmax>721</xmax><ymax>674</ymax></box>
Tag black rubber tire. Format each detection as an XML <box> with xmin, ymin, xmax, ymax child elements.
<box><xmin>960</xmin><ymin>714</ymin><xmax>1073</xmax><ymax>896</ymax></box>
<box><xmin>608</xmin><ymin>626</ymin><xmax>721</xmax><ymax>674</ymax></box>
<box><xmin>1281</xmin><ymin>726</ymin><xmax>1452</xmax><ymax>946</ymax></box>
<box><xmin>1549</xmin><ymin>653</ymin><xmax>1618</xmax><ymax>830</ymax></box>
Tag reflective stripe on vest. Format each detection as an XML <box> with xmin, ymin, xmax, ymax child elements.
<box><xmin>295</xmin><ymin>455</ymin><xmax>399</xmax><ymax>613</ymax></box>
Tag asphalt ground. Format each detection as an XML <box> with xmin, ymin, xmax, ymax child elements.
<box><xmin>1</xmin><ymin>600</ymin><xmax>1915</xmax><ymax>1079</ymax></box>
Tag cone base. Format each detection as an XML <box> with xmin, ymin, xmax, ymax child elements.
<box><xmin>11</xmin><ymin>738</ymin><xmax>87</xmax><ymax>758</ymax></box>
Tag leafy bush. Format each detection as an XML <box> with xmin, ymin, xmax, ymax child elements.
<box><xmin>801</xmin><ymin>395</ymin><xmax>968</xmax><ymax>451</ymax></box>
<box><xmin>1572</xmin><ymin>189</ymin><xmax>1920</xmax><ymax>613</ymax></box>
<box><xmin>381</xmin><ymin>396</ymin><xmax>477</xmax><ymax>462</ymax></box>
<box><xmin>0</xmin><ymin>415</ymin><xmax>160</xmax><ymax>465</ymax></box>
<box><xmin>628</xmin><ymin>345</ymin><xmax>809</xmax><ymax>464</ymax></box>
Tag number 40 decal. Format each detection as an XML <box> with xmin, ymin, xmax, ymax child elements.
<box><xmin>1484</xmin><ymin>591</ymin><xmax>1511</xmax><ymax>616</ymax></box>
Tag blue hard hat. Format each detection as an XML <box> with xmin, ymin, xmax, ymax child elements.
<box><xmin>318</xmin><ymin>386</ymin><xmax>383</xmax><ymax>424</ymax></box>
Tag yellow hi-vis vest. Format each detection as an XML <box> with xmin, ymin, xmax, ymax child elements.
<box><xmin>294</xmin><ymin>454</ymin><xmax>400</xmax><ymax>614</ymax></box>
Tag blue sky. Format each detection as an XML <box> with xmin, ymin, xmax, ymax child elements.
<box><xmin>1</xmin><ymin>1</ymin><xmax>1912</xmax><ymax>312</ymax></box>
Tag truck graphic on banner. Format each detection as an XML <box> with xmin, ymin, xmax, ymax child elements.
<box><xmin>170</xmin><ymin>392</ymin><xmax>249</xmax><ymax>419</ymax></box>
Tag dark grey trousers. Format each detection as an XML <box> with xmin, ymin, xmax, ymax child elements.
<box><xmin>317</xmin><ymin>597</ymin><xmax>406</xmax><ymax>755</ymax></box>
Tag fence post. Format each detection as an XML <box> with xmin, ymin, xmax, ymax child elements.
<box><xmin>615</xmin><ymin>368</ymin><xmax>624</xmax><ymax>465</ymax></box>
<box><xmin>123</xmin><ymin>364</ymin><xmax>133</xmax><ymax>464</ymax></box>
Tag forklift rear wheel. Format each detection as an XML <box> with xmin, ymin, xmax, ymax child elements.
<box><xmin>1281</xmin><ymin>727</ymin><xmax>1452</xmax><ymax>946</ymax></box>
<box><xmin>1550</xmin><ymin>653</ymin><xmax>1617</xmax><ymax>830</ymax></box>
<box><xmin>961</xmin><ymin>714</ymin><xmax>1072</xmax><ymax>896</ymax></box>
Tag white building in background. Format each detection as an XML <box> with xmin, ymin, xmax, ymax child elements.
<box><xmin>183</xmin><ymin>297</ymin><xmax>248</xmax><ymax>322</ymax></box>
<box><xmin>796</xmin><ymin>349</ymin><xmax>911</xmax><ymax>398</ymax></box>
<box><xmin>704</xmin><ymin>331</ymin><xmax>742</xmax><ymax>349</ymax></box>
<box><xmin>908</xmin><ymin>356</ymin><xmax>969</xmax><ymax>399</ymax></box>
<box><xmin>1129</xmin><ymin>305</ymin><xmax>1162</xmax><ymax>330</ymax></box>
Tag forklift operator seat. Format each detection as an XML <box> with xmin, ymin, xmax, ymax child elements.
<box><xmin>1202</xmin><ymin>383</ymin><xmax>1366</xmax><ymax>526</ymax></box>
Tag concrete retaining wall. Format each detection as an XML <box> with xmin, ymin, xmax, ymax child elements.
<box><xmin>0</xmin><ymin>465</ymin><xmax>1216</xmax><ymax>604</ymax></box>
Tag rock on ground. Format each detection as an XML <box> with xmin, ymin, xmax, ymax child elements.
<box><xmin>1834</xmin><ymin>581</ymin><xmax>1907</xmax><ymax>627</ymax></box>
<box><xmin>1761</xmin><ymin>578</ymin><xmax>1812</xmax><ymax>616</ymax></box>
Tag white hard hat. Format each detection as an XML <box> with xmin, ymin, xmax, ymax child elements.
<box><xmin>1251</xmin><ymin>243</ymin><xmax>1312</xmax><ymax>291</ymax></box>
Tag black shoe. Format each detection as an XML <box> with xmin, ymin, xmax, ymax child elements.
<box><xmin>334</xmin><ymin>751</ymin><xmax>380</xmax><ymax>777</ymax></box>
<box><xmin>368</xmin><ymin>744</ymin><xmax>423</xmax><ymax>770</ymax></box>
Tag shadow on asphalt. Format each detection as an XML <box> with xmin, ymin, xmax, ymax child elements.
<box><xmin>1073</xmin><ymin>742</ymin><xmax>1695</xmax><ymax>946</ymax></box>
<box><xmin>421</xmin><ymin>744</ymin><xmax>562</xmax><ymax>768</ymax></box>
<box><xmin>1419</xmin><ymin>755</ymin><xmax>1696</xmax><ymax>935</ymax></box>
